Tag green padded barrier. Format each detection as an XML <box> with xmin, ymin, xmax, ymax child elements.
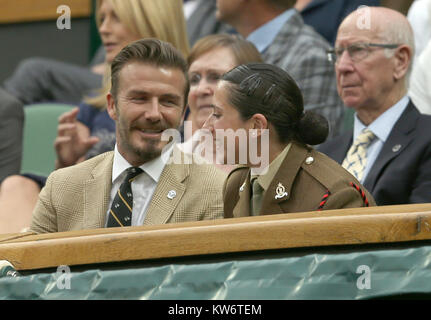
<box><xmin>21</xmin><ymin>104</ymin><xmax>75</xmax><ymax>177</ymax></box>
<box><xmin>1</xmin><ymin>245</ymin><xmax>431</xmax><ymax>300</ymax></box>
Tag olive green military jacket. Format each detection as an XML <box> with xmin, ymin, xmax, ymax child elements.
<box><xmin>223</xmin><ymin>142</ymin><xmax>376</xmax><ymax>218</ymax></box>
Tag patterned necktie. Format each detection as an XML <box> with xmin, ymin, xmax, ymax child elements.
<box><xmin>107</xmin><ymin>167</ymin><xmax>143</xmax><ymax>228</ymax></box>
<box><xmin>342</xmin><ymin>129</ymin><xmax>376</xmax><ymax>182</ymax></box>
<box><xmin>250</xmin><ymin>177</ymin><xmax>264</xmax><ymax>216</ymax></box>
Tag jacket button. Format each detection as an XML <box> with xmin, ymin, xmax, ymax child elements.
<box><xmin>305</xmin><ymin>157</ymin><xmax>314</xmax><ymax>165</ymax></box>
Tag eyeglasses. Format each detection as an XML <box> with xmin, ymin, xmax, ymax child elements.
<box><xmin>326</xmin><ymin>42</ymin><xmax>400</xmax><ymax>64</ymax></box>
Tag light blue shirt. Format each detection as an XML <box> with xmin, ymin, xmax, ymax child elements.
<box><xmin>247</xmin><ymin>9</ymin><xmax>295</xmax><ymax>53</ymax></box>
<box><xmin>353</xmin><ymin>96</ymin><xmax>410</xmax><ymax>183</ymax></box>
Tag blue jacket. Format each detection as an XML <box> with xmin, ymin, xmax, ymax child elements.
<box><xmin>301</xmin><ymin>0</ymin><xmax>380</xmax><ymax>45</ymax></box>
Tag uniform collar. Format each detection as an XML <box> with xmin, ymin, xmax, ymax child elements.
<box><xmin>251</xmin><ymin>143</ymin><xmax>292</xmax><ymax>191</ymax></box>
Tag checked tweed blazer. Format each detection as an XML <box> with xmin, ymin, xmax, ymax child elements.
<box><xmin>30</xmin><ymin>149</ymin><xmax>226</xmax><ymax>233</ymax></box>
<box><xmin>262</xmin><ymin>10</ymin><xmax>344</xmax><ymax>138</ymax></box>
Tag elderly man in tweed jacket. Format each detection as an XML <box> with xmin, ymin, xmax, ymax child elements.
<box><xmin>216</xmin><ymin>0</ymin><xmax>344</xmax><ymax>137</ymax></box>
<box><xmin>30</xmin><ymin>39</ymin><xmax>226</xmax><ymax>234</ymax></box>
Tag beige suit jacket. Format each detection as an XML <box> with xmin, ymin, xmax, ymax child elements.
<box><xmin>30</xmin><ymin>149</ymin><xmax>226</xmax><ymax>233</ymax></box>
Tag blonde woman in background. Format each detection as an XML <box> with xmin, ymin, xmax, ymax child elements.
<box><xmin>87</xmin><ymin>0</ymin><xmax>190</xmax><ymax>109</ymax></box>
<box><xmin>0</xmin><ymin>0</ymin><xmax>190</xmax><ymax>234</ymax></box>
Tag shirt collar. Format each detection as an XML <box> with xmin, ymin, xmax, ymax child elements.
<box><xmin>251</xmin><ymin>143</ymin><xmax>292</xmax><ymax>191</ymax></box>
<box><xmin>353</xmin><ymin>96</ymin><xmax>410</xmax><ymax>142</ymax></box>
<box><xmin>112</xmin><ymin>143</ymin><xmax>174</xmax><ymax>184</ymax></box>
<box><xmin>247</xmin><ymin>9</ymin><xmax>295</xmax><ymax>53</ymax></box>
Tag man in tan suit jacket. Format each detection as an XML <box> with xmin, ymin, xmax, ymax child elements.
<box><xmin>30</xmin><ymin>39</ymin><xmax>226</xmax><ymax>233</ymax></box>
<box><xmin>31</xmin><ymin>149</ymin><xmax>225</xmax><ymax>233</ymax></box>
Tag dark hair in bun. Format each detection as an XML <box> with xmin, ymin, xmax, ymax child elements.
<box><xmin>221</xmin><ymin>63</ymin><xmax>329</xmax><ymax>145</ymax></box>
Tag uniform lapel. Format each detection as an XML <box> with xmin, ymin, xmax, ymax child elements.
<box><xmin>260</xmin><ymin>143</ymin><xmax>308</xmax><ymax>215</ymax></box>
<box><xmin>232</xmin><ymin>169</ymin><xmax>252</xmax><ymax>218</ymax></box>
<box><xmin>364</xmin><ymin>103</ymin><xmax>418</xmax><ymax>192</ymax></box>
<box><xmin>143</xmin><ymin>153</ymin><xmax>188</xmax><ymax>225</ymax></box>
<box><xmin>83</xmin><ymin>153</ymin><xmax>114</xmax><ymax>229</ymax></box>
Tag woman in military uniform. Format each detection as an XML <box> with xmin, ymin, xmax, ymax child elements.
<box><xmin>203</xmin><ymin>63</ymin><xmax>376</xmax><ymax>218</ymax></box>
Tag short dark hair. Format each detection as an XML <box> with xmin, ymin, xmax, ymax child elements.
<box><xmin>221</xmin><ymin>63</ymin><xmax>329</xmax><ymax>145</ymax></box>
<box><xmin>110</xmin><ymin>38</ymin><xmax>190</xmax><ymax>107</ymax></box>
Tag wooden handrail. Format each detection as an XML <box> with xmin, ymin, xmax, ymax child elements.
<box><xmin>0</xmin><ymin>0</ymin><xmax>92</xmax><ymax>24</ymax></box>
<box><xmin>1</xmin><ymin>204</ymin><xmax>431</xmax><ymax>271</ymax></box>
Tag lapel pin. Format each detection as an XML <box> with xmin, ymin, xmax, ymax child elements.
<box><xmin>239</xmin><ymin>182</ymin><xmax>246</xmax><ymax>192</ymax></box>
<box><xmin>392</xmin><ymin>144</ymin><xmax>402</xmax><ymax>153</ymax></box>
<box><xmin>275</xmin><ymin>183</ymin><xmax>288</xmax><ymax>200</ymax></box>
<box><xmin>167</xmin><ymin>190</ymin><xmax>177</xmax><ymax>200</ymax></box>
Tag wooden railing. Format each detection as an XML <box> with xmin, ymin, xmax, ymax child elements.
<box><xmin>0</xmin><ymin>0</ymin><xmax>92</xmax><ymax>24</ymax></box>
<box><xmin>1</xmin><ymin>203</ymin><xmax>431</xmax><ymax>271</ymax></box>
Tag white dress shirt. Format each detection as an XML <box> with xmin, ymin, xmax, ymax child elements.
<box><xmin>105</xmin><ymin>143</ymin><xmax>174</xmax><ymax>227</ymax></box>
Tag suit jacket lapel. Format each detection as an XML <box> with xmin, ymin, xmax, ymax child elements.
<box><xmin>143</xmin><ymin>153</ymin><xmax>188</xmax><ymax>225</ymax></box>
<box><xmin>83</xmin><ymin>153</ymin><xmax>114</xmax><ymax>229</ymax></box>
<box><xmin>259</xmin><ymin>143</ymin><xmax>308</xmax><ymax>215</ymax></box>
<box><xmin>332</xmin><ymin>134</ymin><xmax>352</xmax><ymax>164</ymax></box>
<box><xmin>363</xmin><ymin>103</ymin><xmax>418</xmax><ymax>192</ymax></box>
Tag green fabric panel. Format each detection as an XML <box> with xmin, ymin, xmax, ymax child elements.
<box><xmin>21</xmin><ymin>103</ymin><xmax>75</xmax><ymax>176</ymax></box>
<box><xmin>1</xmin><ymin>246</ymin><xmax>431</xmax><ymax>299</ymax></box>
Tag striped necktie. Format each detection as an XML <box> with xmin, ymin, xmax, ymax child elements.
<box><xmin>342</xmin><ymin>129</ymin><xmax>376</xmax><ymax>182</ymax></box>
<box><xmin>107</xmin><ymin>167</ymin><xmax>143</xmax><ymax>228</ymax></box>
